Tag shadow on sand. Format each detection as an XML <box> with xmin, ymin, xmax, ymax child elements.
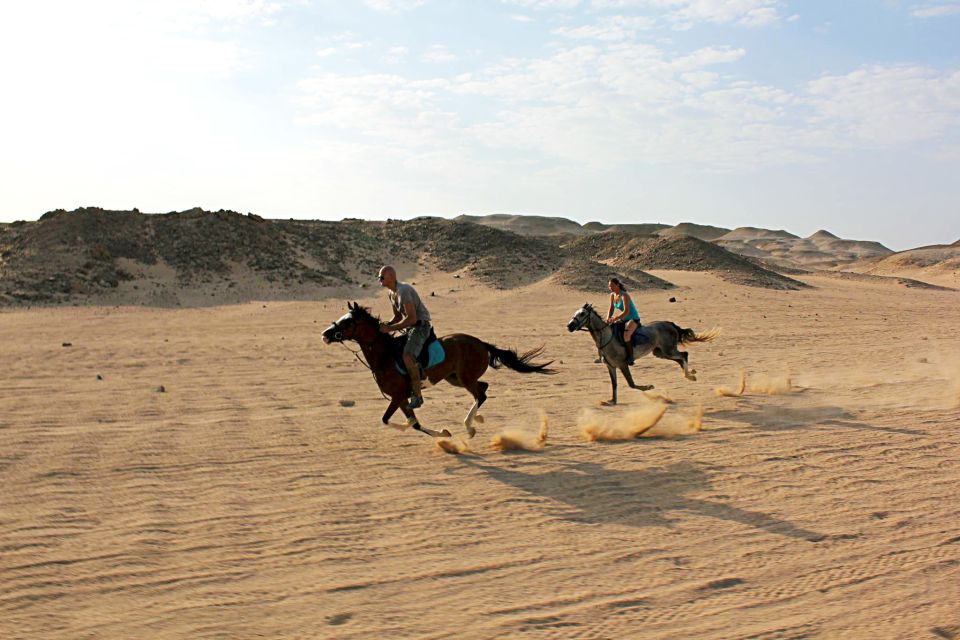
<box><xmin>707</xmin><ymin>400</ymin><xmax>923</xmax><ymax>436</ymax></box>
<box><xmin>453</xmin><ymin>457</ymin><xmax>824</xmax><ymax>541</ymax></box>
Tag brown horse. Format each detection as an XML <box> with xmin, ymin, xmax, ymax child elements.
<box><xmin>322</xmin><ymin>302</ymin><xmax>556</xmax><ymax>438</ymax></box>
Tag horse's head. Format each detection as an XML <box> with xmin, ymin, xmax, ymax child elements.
<box><xmin>322</xmin><ymin>302</ymin><xmax>381</xmax><ymax>344</ymax></box>
<box><xmin>567</xmin><ymin>303</ymin><xmax>595</xmax><ymax>332</ymax></box>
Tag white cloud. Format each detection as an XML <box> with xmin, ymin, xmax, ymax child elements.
<box><xmin>323</xmin><ymin>32</ymin><xmax>371</xmax><ymax>52</ymax></box>
<box><xmin>296</xmin><ymin>73</ymin><xmax>460</xmax><ymax>148</ymax></box>
<box><xmin>806</xmin><ymin>65</ymin><xmax>960</xmax><ymax>145</ymax></box>
<box><xmin>591</xmin><ymin>0</ymin><xmax>785</xmax><ymax>28</ymax></box>
<box><xmin>384</xmin><ymin>46</ymin><xmax>410</xmax><ymax>64</ymax></box>
<box><xmin>364</xmin><ymin>0</ymin><xmax>427</xmax><ymax>12</ymax></box>
<box><xmin>295</xmin><ymin>40</ymin><xmax>802</xmax><ymax>171</ymax></box>
<box><xmin>503</xmin><ymin>0</ymin><xmax>582</xmax><ymax>8</ymax></box>
<box><xmin>738</xmin><ymin>7</ymin><xmax>780</xmax><ymax>27</ymax></box>
<box><xmin>421</xmin><ymin>45</ymin><xmax>459</xmax><ymax>63</ymax></box>
<box><xmin>553</xmin><ymin>15</ymin><xmax>656</xmax><ymax>40</ymax></box>
<box><xmin>910</xmin><ymin>1</ymin><xmax>960</xmax><ymax>17</ymax></box>
<box><xmin>293</xmin><ymin>27</ymin><xmax>960</xmax><ymax>182</ymax></box>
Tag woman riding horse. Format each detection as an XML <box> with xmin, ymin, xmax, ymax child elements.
<box><xmin>606</xmin><ymin>277</ymin><xmax>641</xmax><ymax>365</ymax></box>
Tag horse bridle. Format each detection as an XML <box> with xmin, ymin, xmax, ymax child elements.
<box><xmin>326</xmin><ymin>311</ymin><xmax>390</xmax><ymax>400</ymax></box>
<box><xmin>573</xmin><ymin>304</ymin><xmax>615</xmax><ymax>351</ymax></box>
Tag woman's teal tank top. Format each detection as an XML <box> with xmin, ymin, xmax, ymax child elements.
<box><xmin>613</xmin><ymin>294</ymin><xmax>641</xmax><ymax>322</ymax></box>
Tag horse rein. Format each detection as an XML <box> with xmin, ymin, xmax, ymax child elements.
<box><xmin>337</xmin><ymin>337</ymin><xmax>390</xmax><ymax>400</ymax></box>
<box><xmin>339</xmin><ymin>342</ymin><xmax>371</xmax><ymax>370</ymax></box>
<box><xmin>579</xmin><ymin>308</ymin><xmax>615</xmax><ymax>350</ymax></box>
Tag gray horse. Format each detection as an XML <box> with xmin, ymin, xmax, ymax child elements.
<box><xmin>566</xmin><ymin>302</ymin><xmax>718</xmax><ymax>405</ymax></box>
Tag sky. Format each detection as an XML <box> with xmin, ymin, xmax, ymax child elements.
<box><xmin>0</xmin><ymin>0</ymin><xmax>958</xmax><ymax>250</ymax></box>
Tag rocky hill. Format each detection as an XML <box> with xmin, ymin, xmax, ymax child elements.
<box><xmin>18</xmin><ymin>207</ymin><xmax>949</xmax><ymax>305</ymax></box>
<box><xmin>0</xmin><ymin>208</ymin><xmax>564</xmax><ymax>305</ymax></box>
<box><xmin>715</xmin><ymin>228</ymin><xmax>892</xmax><ymax>271</ymax></box>
<box><xmin>563</xmin><ymin>232</ymin><xmax>806</xmax><ymax>290</ymax></box>
<box><xmin>453</xmin><ymin>214</ymin><xmax>589</xmax><ymax>237</ymax></box>
<box><xmin>449</xmin><ymin>215</ymin><xmax>894</xmax><ymax>272</ymax></box>
<box><xmin>656</xmin><ymin>222</ymin><xmax>730</xmax><ymax>241</ymax></box>
<box><xmin>550</xmin><ymin>258</ymin><xmax>674</xmax><ymax>292</ymax></box>
<box><xmin>843</xmin><ymin>243</ymin><xmax>960</xmax><ymax>288</ymax></box>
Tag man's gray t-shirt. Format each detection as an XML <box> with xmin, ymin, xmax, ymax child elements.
<box><xmin>390</xmin><ymin>282</ymin><xmax>431</xmax><ymax>324</ymax></box>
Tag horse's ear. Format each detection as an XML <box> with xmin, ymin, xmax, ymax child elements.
<box><xmin>347</xmin><ymin>301</ymin><xmax>355</xmax><ymax>311</ymax></box>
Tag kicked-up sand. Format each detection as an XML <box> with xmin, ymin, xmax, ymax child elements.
<box><xmin>1</xmin><ymin>270</ymin><xmax>959</xmax><ymax>639</ymax></box>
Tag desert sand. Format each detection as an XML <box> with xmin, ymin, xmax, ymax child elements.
<box><xmin>2</xmin><ymin>269</ymin><xmax>959</xmax><ymax>639</ymax></box>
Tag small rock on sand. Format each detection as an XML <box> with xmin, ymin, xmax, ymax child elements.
<box><xmin>339</xmin><ymin>399</ymin><xmax>356</xmax><ymax>407</ymax></box>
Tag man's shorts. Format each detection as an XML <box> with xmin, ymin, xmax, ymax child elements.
<box><xmin>403</xmin><ymin>322</ymin><xmax>431</xmax><ymax>357</ymax></box>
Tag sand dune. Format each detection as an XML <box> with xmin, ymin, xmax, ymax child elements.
<box><xmin>715</xmin><ymin>228</ymin><xmax>893</xmax><ymax>271</ymax></box>
<box><xmin>845</xmin><ymin>243</ymin><xmax>960</xmax><ymax>289</ymax></box>
<box><xmin>2</xmin><ymin>269</ymin><xmax>959</xmax><ymax>639</ymax></box>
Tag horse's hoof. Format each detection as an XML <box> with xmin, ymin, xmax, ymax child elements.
<box><xmin>686</xmin><ymin>374</ymin><xmax>697</xmax><ymax>382</ymax></box>
<box><xmin>636</xmin><ymin>385</ymin><xmax>654</xmax><ymax>391</ymax></box>
<box><xmin>600</xmin><ymin>399</ymin><xmax>617</xmax><ymax>406</ymax></box>
<box><xmin>473</xmin><ymin>415</ymin><xmax>484</xmax><ymax>425</ymax></box>
<box><xmin>466</xmin><ymin>426</ymin><xmax>476</xmax><ymax>438</ymax></box>
<box><xmin>439</xmin><ymin>429</ymin><xmax>452</xmax><ymax>438</ymax></box>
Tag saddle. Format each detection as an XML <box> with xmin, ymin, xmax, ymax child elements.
<box><xmin>393</xmin><ymin>326</ymin><xmax>445</xmax><ymax>375</ymax></box>
<box><xmin>612</xmin><ymin>321</ymin><xmax>651</xmax><ymax>347</ymax></box>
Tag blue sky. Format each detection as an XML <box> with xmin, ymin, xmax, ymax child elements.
<box><xmin>1</xmin><ymin>0</ymin><xmax>958</xmax><ymax>249</ymax></box>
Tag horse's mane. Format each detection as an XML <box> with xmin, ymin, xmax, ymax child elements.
<box><xmin>350</xmin><ymin>303</ymin><xmax>381</xmax><ymax>326</ymax></box>
<box><xmin>348</xmin><ymin>302</ymin><xmax>402</xmax><ymax>347</ymax></box>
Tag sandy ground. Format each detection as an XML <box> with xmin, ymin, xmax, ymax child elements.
<box><xmin>2</xmin><ymin>270</ymin><xmax>959</xmax><ymax>639</ymax></box>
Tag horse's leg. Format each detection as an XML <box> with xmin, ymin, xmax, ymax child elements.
<box><xmin>447</xmin><ymin>371</ymin><xmax>478</xmax><ymax>437</ymax></box>
<box><xmin>620</xmin><ymin>365</ymin><xmax>654</xmax><ymax>392</ymax></box>
<box><xmin>381</xmin><ymin>396</ymin><xmax>401</xmax><ymax>425</ymax></box>
<box><xmin>461</xmin><ymin>380</ymin><xmax>487</xmax><ymax>438</ymax></box>
<box><xmin>601</xmin><ymin>364</ymin><xmax>618</xmax><ymax>406</ymax></box>
<box><xmin>474</xmin><ymin>380</ymin><xmax>489</xmax><ymax>424</ymax></box>
<box><xmin>660</xmin><ymin>347</ymin><xmax>696</xmax><ymax>381</ymax></box>
<box><xmin>399</xmin><ymin>401</ymin><xmax>451</xmax><ymax>438</ymax></box>
<box><xmin>682</xmin><ymin>351</ymin><xmax>696</xmax><ymax>376</ymax></box>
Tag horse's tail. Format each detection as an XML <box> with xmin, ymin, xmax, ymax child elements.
<box><xmin>673</xmin><ymin>323</ymin><xmax>720</xmax><ymax>345</ymax></box>
<box><xmin>483</xmin><ymin>342</ymin><xmax>556</xmax><ymax>374</ymax></box>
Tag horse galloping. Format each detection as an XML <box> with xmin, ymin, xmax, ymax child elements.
<box><xmin>567</xmin><ymin>303</ymin><xmax>718</xmax><ymax>405</ymax></box>
<box><xmin>323</xmin><ymin>302</ymin><xmax>556</xmax><ymax>438</ymax></box>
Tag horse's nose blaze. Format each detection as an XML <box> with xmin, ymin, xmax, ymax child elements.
<box><xmin>322</xmin><ymin>323</ymin><xmax>343</xmax><ymax>343</ymax></box>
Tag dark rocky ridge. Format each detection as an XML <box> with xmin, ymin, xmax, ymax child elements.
<box><xmin>550</xmin><ymin>258</ymin><xmax>674</xmax><ymax>292</ymax></box>
<box><xmin>0</xmin><ymin>208</ymin><xmax>564</xmax><ymax>305</ymax></box>
<box><xmin>1</xmin><ymin>207</ymin><xmax>825</xmax><ymax>306</ymax></box>
<box><xmin>564</xmin><ymin>232</ymin><xmax>807</xmax><ymax>290</ymax></box>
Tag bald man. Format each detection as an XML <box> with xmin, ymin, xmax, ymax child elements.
<box><xmin>377</xmin><ymin>265</ymin><xmax>433</xmax><ymax>408</ymax></box>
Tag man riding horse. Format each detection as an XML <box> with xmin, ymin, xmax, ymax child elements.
<box><xmin>378</xmin><ymin>265</ymin><xmax>432</xmax><ymax>408</ymax></box>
